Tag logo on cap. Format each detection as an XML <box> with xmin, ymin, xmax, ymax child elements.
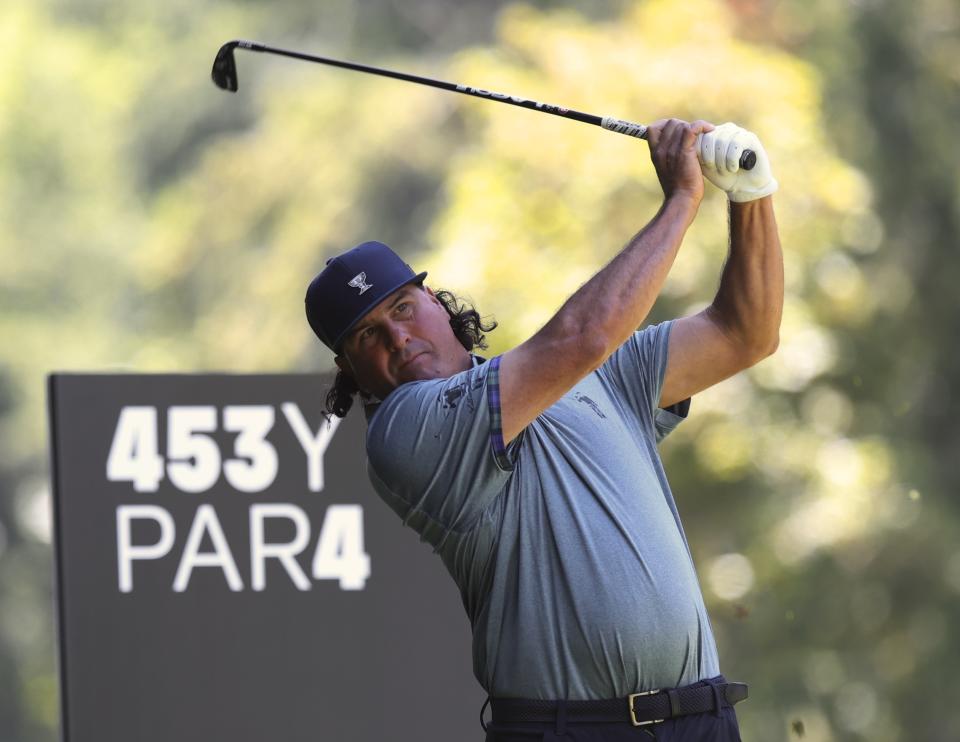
<box><xmin>348</xmin><ymin>272</ymin><xmax>373</xmax><ymax>295</ymax></box>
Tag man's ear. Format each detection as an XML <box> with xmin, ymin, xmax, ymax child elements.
<box><xmin>422</xmin><ymin>284</ymin><xmax>441</xmax><ymax>307</ymax></box>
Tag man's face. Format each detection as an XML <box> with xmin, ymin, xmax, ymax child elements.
<box><xmin>335</xmin><ymin>284</ymin><xmax>471</xmax><ymax>400</ymax></box>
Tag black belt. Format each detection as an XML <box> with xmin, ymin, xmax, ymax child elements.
<box><xmin>489</xmin><ymin>678</ymin><xmax>748</xmax><ymax>728</ymax></box>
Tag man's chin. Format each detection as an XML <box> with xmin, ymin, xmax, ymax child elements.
<box><xmin>396</xmin><ymin>355</ymin><xmax>443</xmax><ymax>383</ymax></box>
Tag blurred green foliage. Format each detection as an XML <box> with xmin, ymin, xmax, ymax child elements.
<box><xmin>1</xmin><ymin>0</ymin><xmax>957</xmax><ymax>740</ymax></box>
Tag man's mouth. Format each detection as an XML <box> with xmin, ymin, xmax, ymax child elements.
<box><xmin>399</xmin><ymin>351</ymin><xmax>426</xmax><ymax>370</ymax></box>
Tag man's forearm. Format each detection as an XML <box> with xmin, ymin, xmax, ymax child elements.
<box><xmin>496</xmin><ymin>118</ymin><xmax>714</xmax><ymax>444</ymax></box>
<box><xmin>543</xmin><ymin>194</ymin><xmax>699</xmax><ymax>359</ymax></box>
<box><xmin>707</xmin><ymin>197</ymin><xmax>783</xmax><ymax>356</ymax></box>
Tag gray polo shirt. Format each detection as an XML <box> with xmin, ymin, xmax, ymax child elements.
<box><xmin>365</xmin><ymin>320</ymin><xmax>720</xmax><ymax>700</ymax></box>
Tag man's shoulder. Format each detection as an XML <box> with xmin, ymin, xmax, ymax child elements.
<box><xmin>362</xmin><ymin>355</ymin><xmax>513</xmax><ymax>520</ymax></box>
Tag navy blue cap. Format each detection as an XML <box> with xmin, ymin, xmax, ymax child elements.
<box><xmin>305</xmin><ymin>241</ymin><xmax>427</xmax><ymax>352</ymax></box>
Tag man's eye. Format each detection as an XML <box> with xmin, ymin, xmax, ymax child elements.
<box><xmin>396</xmin><ymin>302</ymin><xmax>411</xmax><ymax>314</ymax></box>
<box><xmin>358</xmin><ymin>327</ymin><xmax>375</xmax><ymax>341</ymax></box>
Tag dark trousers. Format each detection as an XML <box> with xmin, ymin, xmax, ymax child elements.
<box><xmin>484</xmin><ymin>678</ymin><xmax>744</xmax><ymax>742</ymax></box>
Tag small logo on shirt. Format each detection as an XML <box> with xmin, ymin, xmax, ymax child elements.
<box><xmin>435</xmin><ymin>378</ymin><xmax>485</xmax><ymax>438</ymax></box>
<box><xmin>443</xmin><ymin>385</ymin><xmax>466</xmax><ymax>409</ymax></box>
<box><xmin>574</xmin><ymin>392</ymin><xmax>606</xmax><ymax>419</ymax></box>
<box><xmin>348</xmin><ymin>272</ymin><xmax>373</xmax><ymax>295</ymax></box>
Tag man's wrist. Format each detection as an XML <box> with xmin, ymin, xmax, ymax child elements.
<box><xmin>728</xmin><ymin>194</ymin><xmax>774</xmax><ymax>212</ymax></box>
<box><xmin>662</xmin><ymin>191</ymin><xmax>701</xmax><ymax>221</ymax></box>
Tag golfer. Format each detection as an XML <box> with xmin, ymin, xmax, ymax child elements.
<box><xmin>305</xmin><ymin>118</ymin><xmax>782</xmax><ymax>741</ymax></box>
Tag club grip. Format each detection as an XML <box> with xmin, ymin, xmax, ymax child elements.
<box><xmin>600</xmin><ymin>116</ymin><xmax>756</xmax><ymax>170</ymax></box>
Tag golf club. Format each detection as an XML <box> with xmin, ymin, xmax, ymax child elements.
<box><xmin>211</xmin><ymin>40</ymin><xmax>757</xmax><ymax>171</ymax></box>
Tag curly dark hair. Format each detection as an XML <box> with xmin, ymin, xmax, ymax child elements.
<box><xmin>323</xmin><ymin>287</ymin><xmax>498</xmax><ymax>419</ymax></box>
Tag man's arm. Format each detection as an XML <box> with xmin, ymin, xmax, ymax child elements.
<box><xmin>659</xmin><ymin>196</ymin><xmax>783</xmax><ymax>409</ymax></box>
<box><xmin>499</xmin><ymin>119</ymin><xmax>711</xmax><ymax>445</ymax></box>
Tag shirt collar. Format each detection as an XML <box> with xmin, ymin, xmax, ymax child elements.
<box><xmin>362</xmin><ymin>353</ymin><xmax>486</xmax><ymax>422</ymax></box>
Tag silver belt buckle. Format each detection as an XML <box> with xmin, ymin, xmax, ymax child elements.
<box><xmin>628</xmin><ymin>689</ymin><xmax>665</xmax><ymax>727</ymax></box>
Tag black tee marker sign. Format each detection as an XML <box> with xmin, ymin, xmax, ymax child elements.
<box><xmin>48</xmin><ymin>373</ymin><xmax>481</xmax><ymax>742</ymax></box>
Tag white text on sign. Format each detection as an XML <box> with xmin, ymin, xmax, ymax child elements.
<box><xmin>106</xmin><ymin>405</ymin><xmax>371</xmax><ymax>592</ymax></box>
<box><xmin>116</xmin><ymin>503</ymin><xmax>371</xmax><ymax>592</ymax></box>
<box><xmin>106</xmin><ymin>404</ymin><xmax>339</xmax><ymax>493</ymax></box>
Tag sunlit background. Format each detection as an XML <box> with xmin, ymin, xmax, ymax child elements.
<box><xmin>2</xmin><ymin>0</ymin><xmax>958</xmax><ymax>739</ymax></box>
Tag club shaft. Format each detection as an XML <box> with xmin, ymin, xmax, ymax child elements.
<box><xmin>235</xmin><ymin>41</ymin><xmax>643</xmax><ymax>135</ymax></box>
<box><xmin>229</xmin><ymin>40</ymin><xmax>756</xmax><ymax>169</ymax></box>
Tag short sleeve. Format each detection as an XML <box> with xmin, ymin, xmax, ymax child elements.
<box><xmin>596</xmin><ymin>319</ymin><xmax>691</xmax><ymax>443</ymax></box>
<box><xmin>365</xmin><ymin>356</ymin><xmax>514</xmax><ymax>547</ymax></box>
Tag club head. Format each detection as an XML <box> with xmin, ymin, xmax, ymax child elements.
<box><xmin>211</xmin><ymin>41</ymin><xmax>240</xmax><ymax>92</ymax></box>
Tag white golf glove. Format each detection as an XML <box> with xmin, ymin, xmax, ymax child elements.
<box><xmin>697</xmin><ymin>122</ymin><xmax>778</xmax><ymax>202</ymax></box>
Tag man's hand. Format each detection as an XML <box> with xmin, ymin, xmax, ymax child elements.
<box><xmin>645</xmin><ymin>118</ymin><xmax>715</xmax><ymax>203</ymax></box>
<box><xmin>697</xmin><ymin>122</ymin><xmax>778</xmax><ymax>202</ymax></box>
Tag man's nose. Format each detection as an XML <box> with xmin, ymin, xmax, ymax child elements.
<box><xmin>385</xmin><ymin>322</ymin><xmax>410</xmax><ymax>350</ymax></box>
